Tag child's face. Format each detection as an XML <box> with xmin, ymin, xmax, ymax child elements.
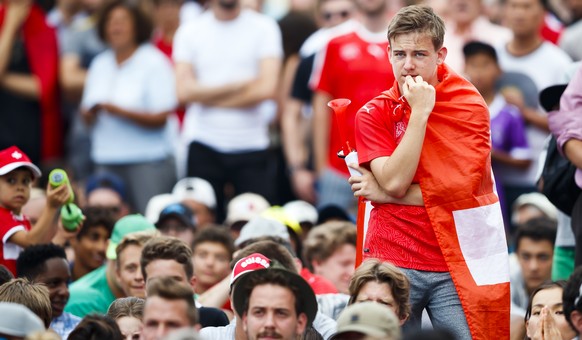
<box><xmin>71</xmin><ymin>225</ymin><xmax>110</xmax><ymax>271</ymax></box>
<box><xmin>0</xmin><ymin>168</ymin><xmax>33</xmax><ymax>214</ymax></box>
<box><xmin>464</xmin><ymin>53</ymin><xmax>500</xmax><ymax>95</ymax></box>
<box><xmin>192</xmin><ymin>241</ymin><xmax>231</xmax><ymax>292</ymax></box>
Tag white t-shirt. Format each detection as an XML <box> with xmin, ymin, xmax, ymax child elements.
<box><xmin>496</xmin><ymin>42</ymin><xmax>572</xmax><ymax>186</ymax></box>
<box><xmin>173</xmin><ymin>9</ymin><xmax>283</xmax><ymax>153</ymax></box>
<box><xmin>82</xmin><ymin>44</ymin><xmax>177</xmax><ymax>164</ymax></box>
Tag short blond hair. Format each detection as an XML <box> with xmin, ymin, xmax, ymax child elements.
<box><xmin>387</xmin><ymin>5</ymin><xmax>446</xmax><ymax>51</ymax></box>
<box><xmin>25</xmin><ymin>330</ymin><xmax>61</xmax><ymax>340</ymax></box>
<box><xmin>0</xmin><ymin>278</ymin><xmax>52</xmax><ymax>328</ymax></box>
<box><xmin>115</xmin><ymin>231</ymin><xmax>158</xmax><ymax>268</ymax></box>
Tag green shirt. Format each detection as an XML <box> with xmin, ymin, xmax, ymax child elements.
<box><xmin>64</xmin><ymin>265</ymin><xmax>116</xmax><ymax>317</ymax></box>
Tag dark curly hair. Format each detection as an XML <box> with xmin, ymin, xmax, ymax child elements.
<box><xmin>16</xmin><ymin>243</ymin><xmax>67</xmax><ymax>280</ymax></box>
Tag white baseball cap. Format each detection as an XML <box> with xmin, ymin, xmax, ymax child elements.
<box><xmin>226</xmin><ymin>193</ymin><xmax>270</xmax><ymax>225</ymax></box>
<box><xmin>144</xmin><ymin>193</ymin><xmax>178</xmax><ymax>224</ymax></box>
<box><xmin>283</xmin><ymin>200</ymin><xmax>318</xmax><ymax>225</ymax></box>
<box><xmin>172</xmin><ymin>177</ymin><xmax>217</xmax><ymax>209</ymax></box>
<box><xmin>234</xmin><ymin>216</ymin><xmax>289</xmax><ymax>247</ymax></box>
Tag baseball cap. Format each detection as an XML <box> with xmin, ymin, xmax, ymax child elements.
<box><xmin>85</xmin><ymin>172</ymin><xmax>127</xmax><ymax>201</ymax></box>
<box><xmin>539</xmin><ymin>84</ymin><xmax>567</xmax><ymax>112</ymax></box>
<box><xmin>226</xmin><ymin>193</ymin><xmax>270</xmax><ymax>225</ymax></box>
<box><xmin>283</xmin><ymin>200</ymin><xmax>318</xmax><ymax>225</ymax></box>
<box><xmin>513</xmin><ymin>192</ymin><xmax>558</xmax><ymax>222</ymax></box>
<box><xmin>172</xmin><ymin>177</ymin><xmax>217</xmax><ymax>209</ymax></box>
<box><xmin>106</xmin><ymin>214</ymin><xmax>156</xmax><ymax>260</ymax></box>
<box><xmin>145</xmin><ymin>193</ymin><xmax>178</xmax><ymax>224</ymax></box>
<box><xmin>497</xmin><ymin>71</ymin><xmax>539</xmax><ymax>109</ymax></box>
<box><xmin>0</xmin><ymin>302</ymin><xmax>45</xmax><ymax>336</ymax></box>
<box><xmin>0</xmin><ymin>146</ymin><xmax>41</xmax><ymax>179</ymax></box>
<box><xmin>330</xmin><ymin>302</ymin><xmax>401</xmax><ymax>340</ymax></box>
<box><xmin>229</xmin><ymin>253</ymin><xmax>271</xmax><ymax>286</ymax></box>
<box><xmin>156</xmin><ymin>203</ymin><xmax>196</xmax><ymax>230</ymax></box>
<box><xmin>234</xmin><ymin>216</ymin><xmax>290</xmax><ymax>247</ymax></box>
<box><xmin>231</xmin><ymin>259</ymin><xmax>318</xmax><ymax>326</ymax></box>
<box><xmin>316</xmin><ymin>204</ymin><xmax>352</xmax><ymax>225</ymax></box>
<box><xmin>261</xmin><ymin>206</ymin><xmax>302</xmax><ymax>236</ymax></box>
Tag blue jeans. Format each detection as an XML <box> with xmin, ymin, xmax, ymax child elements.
<box><xmin>401</xmin><ymin>268</ymin><xmax>472</xmax><ymax>340</ymax></box>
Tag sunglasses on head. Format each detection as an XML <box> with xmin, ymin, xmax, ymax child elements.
<box><xmin>323</xmin><ymin>10</ymin><xmax>351</xmax><ymax>21</ymax></box>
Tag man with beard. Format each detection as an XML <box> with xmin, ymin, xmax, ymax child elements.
<box><xmin>231</xmin><ymin>257</ymin><xmax>318</xmax><ymax>340</ymax></box>
<box><xmin>16</xmin><ymin>244</ymin><xmax>81</xmax><ymax>339</ymax></box>
<box><xmin>174</xmin><ymin>0</ymin><xmax>282</xmax><ymax>222</ymax></box>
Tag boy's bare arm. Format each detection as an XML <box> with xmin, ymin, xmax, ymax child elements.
<box><xmin>372</xmin><ymin>76</ymin><xmax>434</xmax><ymax>198</ymax></box>
<box><xmin>8</xmin><ymin>184</ymin><xmax>70</xmax><ymax>247</ymax></box>
<box><xmin>197</xmin><ymin>275</ymin><xmax>230</xmax><ymax>308</ymax></box>
<box><xmin>348</xmin><ymin>163</ymin><xmax>424</xmax><ymax>206</ymax></box>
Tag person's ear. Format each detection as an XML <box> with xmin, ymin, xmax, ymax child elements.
<box><xmin>311</xmin><ymin>260</ymin><xmax>323</xmax><ymax>274</ymax></box>
<box><xmin>399</xmin><ymin>312</ymin><xmax>409</xmax><ymax>326</ymax></box>
<box><xmin>525</xmin><ymin>319</ymin><xmax>532</xmax><ymax>338</ymax></box>
<box><xmin>570</xmin><ymin>310</ymin><xmax>582</xmax><ymax>333</ymax></box>
<box><xmin>437</xmin><ymin>47</ymin><xmax>447</xmax><ymax>65</ymax></box>
<box><xmin>190</xmin><ymin>275</ymin><xmax>197</xmax><ymax>290</ymax></box>
<box><xmin>495</xmin><ymin>64</ymin><xmax>502</xmax><ymax>78</ymax></box>
<box><xmin>293</xmin><ymin>258</ymin><xmax>303</xmax><ymax>272</ymax></box>
<box><xmin>296</xmin><ymin>313</ymin><xmax>307</xmax><ymax>336</ymax></box>
<box><xmin>242</xmin><ymin>312</ymin><xmax>249</xmax><ymax>332</ymax></box>
<box><xmin>114</xmin><ymin>263</ymin><xmax>121</xmax><ymax>279</ymax></box>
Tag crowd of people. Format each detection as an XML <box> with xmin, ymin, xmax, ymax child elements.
<box><xmin>1</xmin><ymin>0</ymin><xmax>582</xmax><ymax>338</ymax></box>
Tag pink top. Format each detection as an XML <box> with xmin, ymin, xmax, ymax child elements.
<box><xmin>548</xmin><ymin>63</ymin><xmax>582</xmax><ymax>188</ymax></box>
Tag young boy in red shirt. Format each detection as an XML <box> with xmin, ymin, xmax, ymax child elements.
<box><xmin>0</xmin><ymin>146</ymin><xmax>70</xmax><ymax>274</ymax></box>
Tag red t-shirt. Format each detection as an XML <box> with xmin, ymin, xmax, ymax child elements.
<box><xmin>0</xmin><ymin>206</ymin><xmax>32</xmax><ymax>275</ymax></box>
<box><xmin>300</xmin><ymin>267</ymin><xmax>338</xmax><ymax>294</ymax></box>
<box><xmin>312</xmin><ymin>31</ymin><xmax>394</xmax><ymax>177</ymax></box>
<box><xmin>355</xmin><ymin>96</ymin><xmax>448</xmax><ymax>272</ymax></box>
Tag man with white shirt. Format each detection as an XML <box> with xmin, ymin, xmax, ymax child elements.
<box><xmin>200</xmin><ymin>243</ymin><xmax>337</xmax><ymax>339</ymax></box>
<box><xmin>173</xmin><ymin>0</ymin><xmax>282</xmax><ymax>222</ymax></box>
<box><xmin>495</xmin><ymin>0</ymin><xmax>572</xmax><ymax>213</ymax></box>
<box><xmin>443</xmin><ymin>0</ymin><xmax>512</xmax><ymax>73</ymax></box>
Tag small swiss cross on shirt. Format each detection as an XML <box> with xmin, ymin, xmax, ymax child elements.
<box><xmin>395</xmin><ymin>121</ymin><xmax>406</xmax><ymax>142</ymax></box>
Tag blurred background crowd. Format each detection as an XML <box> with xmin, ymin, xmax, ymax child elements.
<box><xmin>1</xmin><ymin>0</ymin><xmax>582</xmax><ymax>338</ymax></box>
